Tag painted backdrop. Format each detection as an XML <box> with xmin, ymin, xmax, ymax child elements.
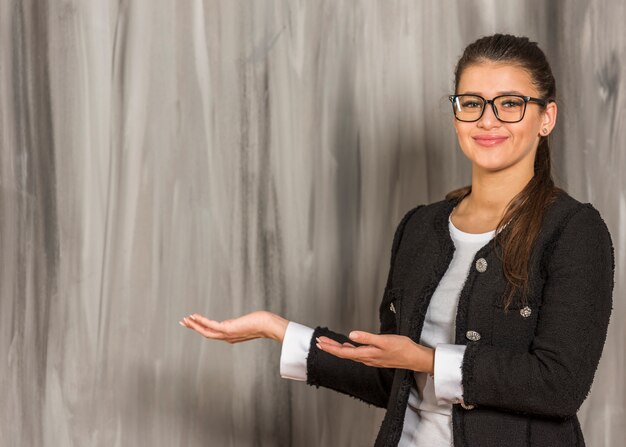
<box><xmin>0</xmin><ymin>0</ymin><xmax>624</xmax><ymax>446</ymax></box>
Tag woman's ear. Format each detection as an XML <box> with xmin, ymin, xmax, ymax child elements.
<box><xmin>540</xmin><ymin>101</ymin><xmax>558</xmax><ymax>135</ymax></box>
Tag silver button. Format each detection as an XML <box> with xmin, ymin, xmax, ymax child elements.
<box><xmin>475</xmin><ymin>258</ymin><xmax>487</xmax><ymax>272</ymax></box>
<box><xmin>460</xmin><ymin>401</ymin><xmax>476</xmax><ymax>410</ymax></box>
<box><xmin>520</xmin><ymin>306</ymin><xmax>532</xmax><ymax>318</ymax></box>
<box><xmin>466</xmin><ymin>330</ymin><xmax>481</xmax><ymax>341</ymax></box>
<box><xmin>389</xmin><ymin>302</ymin><xmax>396</xmax><ymax>314</ymax></box>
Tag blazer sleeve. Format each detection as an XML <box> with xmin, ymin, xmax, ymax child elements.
<box><xmin>305</xmin><ymin>204</ymin><xmax>425</xmax><ymax>408</ymax></box>
<box><xmin>460</xmin><ymin>203</ymin><xmax>615</xmax><ymax>418</ymax></box>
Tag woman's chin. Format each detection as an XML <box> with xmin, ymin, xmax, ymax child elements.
<box><xmin>472</xmin><ymin>159</ymin><xmax>508</xmax><ymax>172</ymax></box>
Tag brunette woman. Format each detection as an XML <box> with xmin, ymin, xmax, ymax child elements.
<box><xmin>180</xmin><ymin>34</ymin><xmax>615</xmax><ymax>447</ymax></box>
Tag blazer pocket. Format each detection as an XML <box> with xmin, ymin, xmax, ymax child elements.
<box><xmin>491</xmin><ymin>298</ymin><xmax>539</xmax><ymax>349</ymax></box>
<box><xmin>379</xmin><ymin>287</ymin><xmax>403</xmax><ymax>334</ymax></box>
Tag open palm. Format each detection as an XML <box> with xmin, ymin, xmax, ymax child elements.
<box><xmin>180</xmin><ymin>311</ymin><xmax>287</xmax><ymax>343</ymax></box>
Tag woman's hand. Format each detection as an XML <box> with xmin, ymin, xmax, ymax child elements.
<box><xmin>316</xmin><ymin>331</ymin><xmax>435</xmax><ymax>374</ymax></box>
<box><xmin>179</xmin><ymin>311</ymin><xmax>289</xmax><ymax>343</ymax></box>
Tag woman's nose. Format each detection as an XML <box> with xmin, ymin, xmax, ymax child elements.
<box><xmin>477</xmin><ymin>102</ymin><xmax>501</xmax><ymax>128</ymax></box>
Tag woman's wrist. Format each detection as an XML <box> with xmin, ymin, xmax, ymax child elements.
<box><xmin>265</xmin><ymin>312</ymin><xmax>289</xmax><ymax>343</ymax></box>
<box><xmin>425</xmin><ymin>346</ymin><xmax>435</xmax><ymax>375</ymax></box>
<box><xmin>408</xmin><ymin>342</ymin><xmax>435</xmax><ymax>374</ymax></box>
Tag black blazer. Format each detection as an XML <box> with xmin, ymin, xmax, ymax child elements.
<box><xmin>305</xmin><ymin>191</ymin><xmax>615</xmax><ymax>447</ymax></box>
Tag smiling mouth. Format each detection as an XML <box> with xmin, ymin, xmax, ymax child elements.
<box><xmin>472</xmin><ymin>136</ymin><xmax>509</xmax><ymax>147</ymax></box>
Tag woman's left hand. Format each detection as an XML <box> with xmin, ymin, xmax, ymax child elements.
<box><xmin>316</xmin><ymin>331</ymin><xmax>435</xmax><ymax>374</ymax></box>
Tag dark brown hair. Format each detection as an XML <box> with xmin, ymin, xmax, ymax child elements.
<box><xmin>446</xmin><ymin>33</ymin><xmax>565</xmax><ymax>312</ymax></box>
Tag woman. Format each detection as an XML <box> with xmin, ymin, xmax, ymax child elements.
<box><xmin>180</xmin><ymin>34</ymin><xmax>615</xmax><ymax>447</ymax></box>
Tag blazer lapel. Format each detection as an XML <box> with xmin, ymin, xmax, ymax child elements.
<box><xmin>403</xmin><ymin>197</ymin><xmax>458</xmax><ymax>342</ymax></box>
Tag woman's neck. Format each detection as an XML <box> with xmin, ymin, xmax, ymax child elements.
<box><xmin>451</xmin><ymin>167</ymin><xmax>533</xmax><ymax>233</ymax></box>
<box><xmin>466</xmin><ymin>167</ymin><xmax>534</xmax><ymax>219</ymax></box>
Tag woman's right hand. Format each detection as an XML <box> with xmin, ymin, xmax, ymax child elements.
<box><xmin>179</xmin><ymin>311</ymin><xmax>289</xmax><ymax>344</ymax></box>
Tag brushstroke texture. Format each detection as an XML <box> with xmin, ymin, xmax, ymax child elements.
<box><xmin>0</xmin><ymin>1</ymin><xmax>623</xmax><ymax>446</ymax></box>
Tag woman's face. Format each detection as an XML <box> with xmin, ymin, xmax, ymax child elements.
<box><xmin>453</xmin><ymin>61</ymin><xmax>557</xmax><ymax>175</ymax></box>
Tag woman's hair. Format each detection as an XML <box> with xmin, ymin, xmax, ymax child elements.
<box><xmin>445</xmin><ymin>33</ymin><xmax>565</xmax><ymax>312</ymax></box>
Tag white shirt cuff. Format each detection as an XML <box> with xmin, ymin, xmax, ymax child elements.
<box><xmin>433</xmin><ymin>343</ymin><xmax>467</xmax><ymax>405</ymax></box>
<box><xmin>279</xmin><ymin>321</ymin><xmax>315</xmax><ymax>381</ymax></box>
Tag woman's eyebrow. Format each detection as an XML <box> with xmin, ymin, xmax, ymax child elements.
<box><xmin>460</xmin><ymin>90</ymin><xmax>526</xmax><ymax>96</ymax></box>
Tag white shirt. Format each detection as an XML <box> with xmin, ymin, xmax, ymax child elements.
<box><xmin>279</xmin><ymin>213</ymin><xmax>496</xmax><ymax>446</ymax></box>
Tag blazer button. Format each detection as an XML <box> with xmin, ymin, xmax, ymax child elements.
<box><xmin>475</xmin><ymin>258</ymin><xmax>487</xmax><ymax>272</ymax></box>
<box><xmin>466</xmin><ymin>330</ymin><xmax>481</xmax><ymax>341</ymax></box>
<box><xmin>520</xmin><ymin>306</ymin><xmax>532</xmax><ymax>318</ymax></box>
<box><xmin>389</xmin><ymin>302</ymin><xmax>396</xmax><ymax>314</ymax></box>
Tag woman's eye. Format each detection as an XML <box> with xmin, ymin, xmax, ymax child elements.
<box><xmin>501</xmin><ymin>99</ymin><xmax>523</xmax><ymax>108</ymax></box>
<box><xmin>461</xmin><ymin>101</ymin><xmax>481</xmax><ymax>108</ymax></box>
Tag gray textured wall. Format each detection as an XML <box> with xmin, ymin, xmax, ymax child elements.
<box><xmin>1</xmin><ymin>1</ymin><xmax>624</xmax><ymax>446</ymax></box>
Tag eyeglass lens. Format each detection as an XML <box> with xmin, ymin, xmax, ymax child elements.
<box><xmin>452</xmin><ymin>95</ymin><xmax>526</xmax><ymax>122</ymax></box>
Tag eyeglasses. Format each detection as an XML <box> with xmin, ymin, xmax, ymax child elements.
<box><xmin>448</xmin><ymin>94</ymin><xmax>548</xmax><ymax>123</ymax></box>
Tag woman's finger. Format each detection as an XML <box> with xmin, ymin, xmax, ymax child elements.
<box><xmin>348</xmin><ymin>331</ymin><xmax>382</xmax><ymax>347</ymax></box>
<box><xmin>316</xmin><ymin>337</ymin><xmax>357</xmax><ymax>348</ymax></box>
<box><xmin>183</xmin><ymin>314</ymin><xmax>220</xmax><ymax>331</ymax></box>
<box><xmin>187</xmin><ymin>314</ymin><xmax>223</xmax><ymax>330</ymax></box>
<box><xmin>183</xmin><ymin>317</ymin><xmax>225</xmax><ymax>339</ymax></box>
<box><xmin>317</xmin><ymin>336</ymin><xmax>343</xmax><ymax>347</ymax></box>
<box><xmin>317</xmin><ymin>341</ymin><xmax>378</xmax><ymax>361</ymax></box>
<box><xmin>182</xmin><ymin>314</ymin><xmax>231</xmax><ymax>335</ymax></box>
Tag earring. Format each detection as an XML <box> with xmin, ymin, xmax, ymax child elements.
<box><xmin>542</xmin><ymin>128</ymin><xmax>549</xmax><ymax>135</ymax></box>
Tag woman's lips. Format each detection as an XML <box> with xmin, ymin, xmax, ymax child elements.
<box><xmin>472</xmin><ymin>135</ymin><xmax>509</xmax><ymax>147</ymax></box>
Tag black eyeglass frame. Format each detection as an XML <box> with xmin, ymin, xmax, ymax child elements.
<box><xmin>448</xmin><ymin>94</ymin><xmax>550</xmax><ymax>123</ymax></box>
